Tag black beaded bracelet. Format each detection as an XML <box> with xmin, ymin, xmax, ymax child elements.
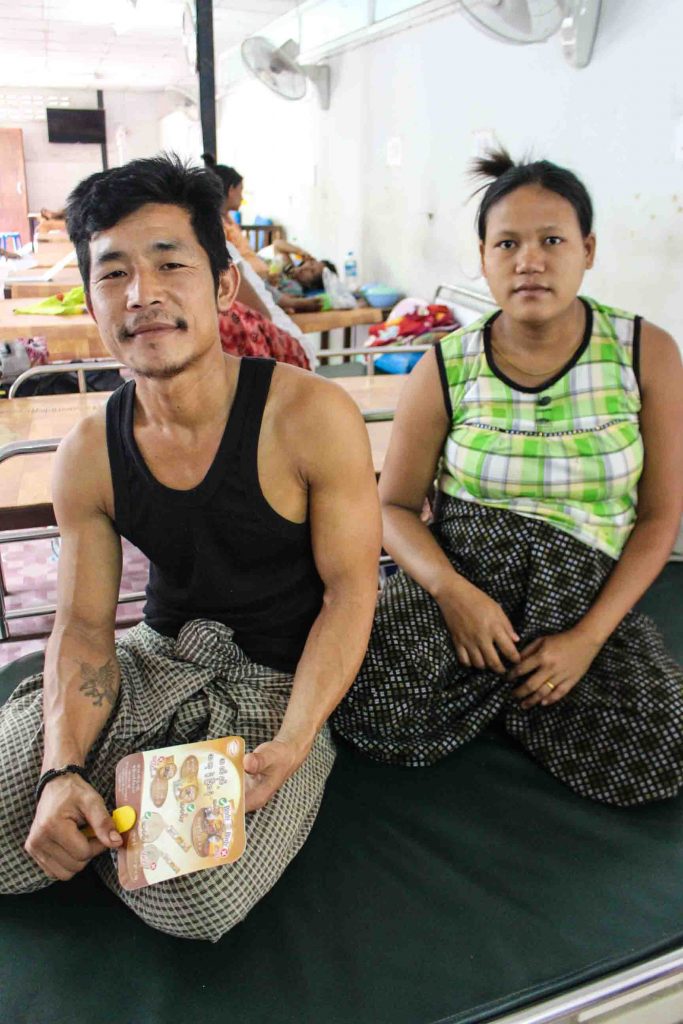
<box><xmin>35</xmin><ymin>764</ymin><xmax>89</xmax><ymax>803</ymax></box>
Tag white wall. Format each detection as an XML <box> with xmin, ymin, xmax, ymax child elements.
<box><xmin>217</xmin><ymin>0</ymin><xmax>683</xmax><ymax>341</ymax></box>
<box><xmin>0</xmin><ymin>88</ymin><xmax>176</xmax><ymax>213</ymax></box>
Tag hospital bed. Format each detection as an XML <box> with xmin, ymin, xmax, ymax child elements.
<box><xmin>1</xmin><ymin>284</ymin><xmax>681</xmax><ymax>1023</ymax></box>
<box><xmin>0</xmin><ymin>567</ymin><xmax>681</xmax><ymax>1024</ymax></box>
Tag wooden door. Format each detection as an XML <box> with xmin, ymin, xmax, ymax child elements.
<box><xmin>0</xmin><ymin>128</ymin><xmax>30</xmax><ymax>248</ymax></box>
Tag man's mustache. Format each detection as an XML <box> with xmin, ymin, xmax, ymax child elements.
<box><xmin>118</xmin><ymin>316</ymin><xmax>189</xmax><ymax>342</ymax></box>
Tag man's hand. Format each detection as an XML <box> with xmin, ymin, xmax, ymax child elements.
<box><xmin>438</xmin><ymin>580</ymin><xmax>520</xmax><ymax>674</ymax></box>
<box><xmin>244</xmin><ymin>738</ymin><xmax>302</xmax><ymax>812</ymax></box>
<box><xmin>507</xmin><ymin>629</ymin><xmax>603</xmax><ymax>709</ymax></box>
<box><xmin>25</xmin><ymin>774</ymin><xmax>122</xmax><ymax>881</ymax></box>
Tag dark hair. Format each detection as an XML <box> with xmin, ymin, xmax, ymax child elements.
<box><xmin>471</xmin><ymin>147</ymin><xmax>593</xmax><ymax>240</ymax></box>
<box><xmin>302</xmin><ymin>259</ymin><xmax>338</xmax><ymax>291</ymax></box>
<box><xmin>202</xmin><ymin>152</ymin><xmax>243</xmax><ymax>194</ymax></box>
<box><xmin>66</xmin><ymin>153</ymin><xmax>230</xmax><ymax>298</ymax></box>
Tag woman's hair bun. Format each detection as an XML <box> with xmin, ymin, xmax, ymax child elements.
<box><xmin>470</xmin><ymin>147</ymin><xmax>515</xmax><ymax>182</ymax></box>
<box><xmin>201</xmin><ymin>152</ymin><xmax>217</xmax><ymax>169</ymax></box>
<box><xmin>470</xmin><ymin>144</ymin><xmax>594</xmax><ymax>240</ymax></box>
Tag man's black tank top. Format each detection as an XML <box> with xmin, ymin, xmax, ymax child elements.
<box><xmin>105</xmin><ymin>357</ymin><xmax>324</xmax><ymax>672</ymax></box>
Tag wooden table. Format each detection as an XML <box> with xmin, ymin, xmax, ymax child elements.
<box><xmin>7</xmin><ymin>266</ymin><xmax>83</xmax><ymax>299</ymax></box>
<box><xmin>291</xmin><ymin>306</ymin><xmax>384</xmax><ymax>349</ymax></box>
<box><xmin>291</xmin><ymin>308</ymin><xmax>384</xmax><ymax>334</ymax></box>
<box><xmin>332</xmin><ymin>374</ymin><xmax>405</xmax><ymax>417</ymax></box>
<box><xmin>0</xmin><ymin>416</ymin><xmax>394</xmax><ymax>528</ymax></box>
<box><xmin>366</xmin><ymin>419</ymin><xmax>392</xmax><ymax>474</ymax></box>
<box><xmin>34</xmin><ymin>229</ymin><xmax>70</xmax><ymax>244</ymax></box>
<box><xmin>31</xmin><ymin>240</ymin><xmax>76</xmax><ymax>268</ymax></box>
<box><xmin>0</xmin><ymin>377</ymin><xmax>404</xmax><ymax>529</ymax></box>
<box><xmin>0</xmin><ymin>413</ymin><xmax>393</xmax><ymax>527</ymax></box>
<box><xmin>0</xmin><ymin>298</ymin><xmax>106</xmax><ymax>359</ymax></box>
<box><xmin>0</xmin><ymin>302</ymin><xmax>388</xmax><ymax>362</ymax></box>
<box><xmin>0</xmin><ymin>392</ymin><xmax>108</xmax><ymax>528</ymax></box>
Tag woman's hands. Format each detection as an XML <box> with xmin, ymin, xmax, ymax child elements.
<box><xmin>506</xmin><ymin>628</ymin><xmax>603</xmax><ymax>708</ymax></box>
<box><xmin>438</xmin><ymin>580</ymin><xmax>520</xmax><ymax>674</ymax></box>
<box><xmin>438</xmin><ymin>580</ymin><xmax>602</xmax><ymax>707</ymax></box>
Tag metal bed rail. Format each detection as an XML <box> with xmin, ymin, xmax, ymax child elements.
<box><xmin>492</xmin><ymin>946</ymin><xmax>683</xmax><ymax>1023</ymax></box>
<box><xmin>0</xmin><ymin>439</ymin><xmax>144</xmax><ymax>641</ymax></box>
<box><xmin>316</xmin><ymin>343</ymin><xmax>432</xmax><ymax>375</ymax></box>
<box><xmin>8</xmin><ymin>346</ymin><xmax>433</xmax><ymax>395</ymax></box>
<box><xmin>8</xmin><ymin>359</ymin><xmax>124</xmax><ymax>398</ymax></box>
<box><xmin>4</xmin><ymin>246</ymin><xmax>77</xmax><ymax>285</ymax></box>
<box><xmin>433</xmin><ymin>281</ymin><xmax>498</xmax><ymax>312</ymax></box>
<box><xmin>0</xmin><ymin>437</ymin><xmax>61</xmax><ymax>462</ymax></box>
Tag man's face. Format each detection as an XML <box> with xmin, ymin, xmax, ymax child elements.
<box><xmin>292</xmin><ymin>257</ymin><xmax>324</xmax><ymax>290</ymax></box>
<box><xmin>480</xmin><ymin>184</ymin><xmax>595</xmax><ymax>326</ymax></box>
<box><xmin>87</xmin><ymin>202</ymin><xmax>235</xmax><ymax>379</ymax></box>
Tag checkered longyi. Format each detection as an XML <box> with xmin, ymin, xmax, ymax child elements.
<box><xmin>0</xmin><ymin>619</ymin><xmax>336</xmax><ymax>941</ymax></box>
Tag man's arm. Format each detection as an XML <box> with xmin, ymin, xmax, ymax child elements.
<box><xmin>25</xmin><ymin>416</ymin><xmax>125</xmax><ymax>879</ymax></box>
<box><xmin>244</xmin><ymin>384</ymin><xmax>382</xmax><ymax>810</ymax></box>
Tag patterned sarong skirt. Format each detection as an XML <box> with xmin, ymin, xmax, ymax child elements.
<box><xmin>0</xmin><ymin>619</ymin><xmax>336</xmax><ymax>940</ymax></box>
<box><xmin>333</xmin><ymin>497</ymin><xmax>683</xmax><ymax>807</ymax></box>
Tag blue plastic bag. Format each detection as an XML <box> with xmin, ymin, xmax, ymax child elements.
<box><xmin>375</xmin><ymin>351</ymin><xmax>424</xmax><ymax>375</ymax></box>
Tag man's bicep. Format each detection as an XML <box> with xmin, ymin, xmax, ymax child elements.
<box><xmin>52</xmin><ymin>428</ymin><xmax>123</xmax><ymax>634</ymax></box>
<box><xmin>307</xmin><ymin>402</ymin><xmax>382</xmax><ymax>588</ymax></box>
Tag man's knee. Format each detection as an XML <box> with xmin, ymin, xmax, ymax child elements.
<box><xmin>113</xmin><ymin>869</ymin><xmax>251</xmax><ymax>942</ymax></box>
<box><xmin>0</xmin><ymin>842</ymin><xmax>52</xmax><ymax>896</ymax></box>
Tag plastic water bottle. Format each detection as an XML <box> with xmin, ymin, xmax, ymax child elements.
<box><xmin>343</xmin><ymin>251</ymin><xmax>358</xmax><ymax>289</ymax></box>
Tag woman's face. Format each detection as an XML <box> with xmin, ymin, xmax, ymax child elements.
<box><xmin>226</xmin><ymin>181</ymin><xmax>243</xmax><ymax>212</ymax></box>
<box><xmin>480</xmin><ymin>184</ymin><xmax>595</xmax><ymax>325</ymax></box>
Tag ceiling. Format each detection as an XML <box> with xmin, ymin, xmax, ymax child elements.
<box><xmin>0</xmin><ymin>0</ymin><xmax>300</xmax><ymax>92</ymax></box>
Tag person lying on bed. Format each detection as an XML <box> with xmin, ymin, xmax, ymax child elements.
<box><xmin>334</xmin><ymin>148</ymin><xmax>683</xmax><ymax>807</ymax></box>
<box><xmin>0</xmin><ymin>154</ymin><xmax>381</xmax><ymax>940</ymax></box>
<box><xmin>259</xmin><ymin>238</ymin><xmax>339</xmax><ymax>314</ymax></box>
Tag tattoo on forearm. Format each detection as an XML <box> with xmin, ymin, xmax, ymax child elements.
<box><xmin>78</xmin><ymin>659</ymin><xmax>118</xmax><ymax>708</ymax></box>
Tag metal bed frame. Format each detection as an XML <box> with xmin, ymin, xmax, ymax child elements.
<box><xmin>491</xmin><ymin>947</ymin><xmax>683</xmax><ymax>1022</ymax></box>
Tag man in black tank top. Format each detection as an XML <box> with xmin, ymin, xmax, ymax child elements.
<box><xmin>0</xmin><ymin>156</ymin><xmax>381</xmax><ymax>941</ymax></box>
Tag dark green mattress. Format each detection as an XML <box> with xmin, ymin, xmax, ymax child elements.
<box><xmin>1</xmin><ymin>563</ymin><xmax>682</xmax><ymax>1024</ymax></box>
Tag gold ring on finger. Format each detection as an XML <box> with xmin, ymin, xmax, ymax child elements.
<box><xmin>544</xmin><ymin>680</ymin><xmax>555</xmax><ymax>692</ymax></box>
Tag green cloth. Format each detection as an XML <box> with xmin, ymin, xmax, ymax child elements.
<box><xmin>13</xmin><ymin>285</ymin><xmax>87</xmax><ymax>316</ymax></box>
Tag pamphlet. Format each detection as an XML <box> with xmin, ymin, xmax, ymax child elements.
<box><xmin>115</xmin><ymin>736</ymin><xmax>245</xmax><ymax>890</ymax></box>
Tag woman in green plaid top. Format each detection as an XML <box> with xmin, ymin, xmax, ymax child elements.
<box><xmin>334</xmin><ymin>150</ymin><xmax>683</xmax><ymax>806</ymax></box>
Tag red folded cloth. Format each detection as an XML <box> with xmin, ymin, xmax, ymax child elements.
<box><xmin>367</xmin><ymin>304</ymin><xmax>458</xmax><ymax>347</ymax></box>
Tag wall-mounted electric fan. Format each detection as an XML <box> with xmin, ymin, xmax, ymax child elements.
<box><xmin>240</xmin><ymin>37</ymin><xmax>330</xmax><ymax>109</ymax></box>
<box><xmin>460</xmin><ymin>0</ymin><xmax>602</xmax><ymax>67</ymax></box>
